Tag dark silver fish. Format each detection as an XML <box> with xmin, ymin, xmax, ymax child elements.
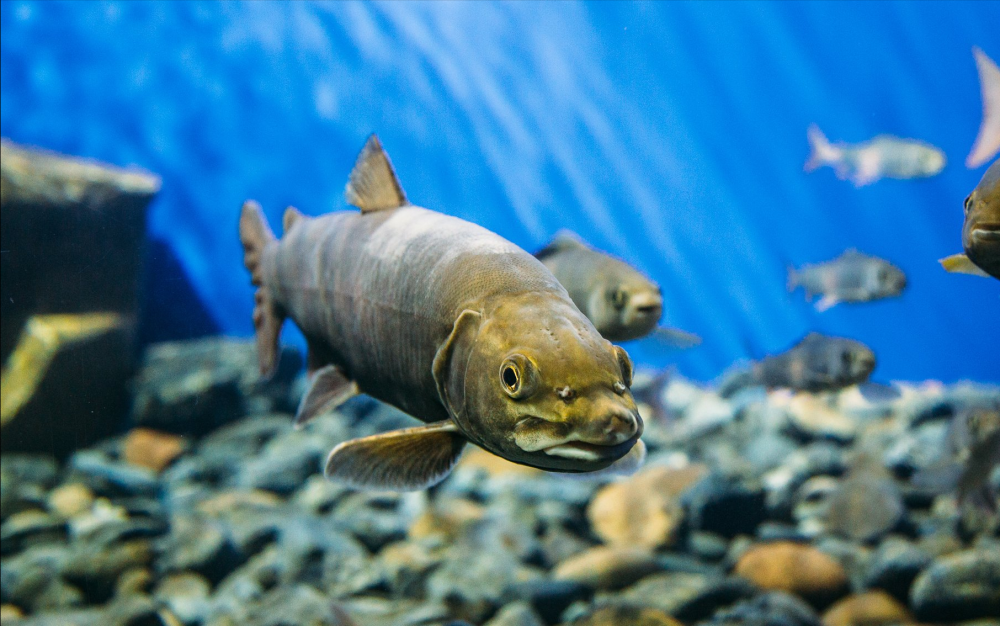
<box><xmin>719</xmin><ymin>332</ymin><xmax>876</xmax><ymax>397</ymax></box>
<box><xmin>788</xmin><ymin>250</ymin><xmax>907</xmax><ymax>311</ymax></box>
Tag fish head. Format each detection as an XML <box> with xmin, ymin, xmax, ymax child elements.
<box><xmin>442</xmin><ymin>295</ymin><xmax>643</xmax><ymax>472</ymax></box>
<box><xmin>825</xmin><ymin>338</ymin><xmax>877</xmax><ymax>384</ymax></box>
<box><xmin>588</xmin><ymin>273</ymin><xmax>663</xmax><ymax>342</ymax></box>
<box><xmin>963</xmin><ymin>160</ymin><xmax>1000</xmax><ymax>278</ymax></box>
<box><xmin>869</xmin><ymin>260</ymin><xmax>907</xmax><ymax>296</ymax></box>
<box><xmin>919</xmin><ymin>147</ymin><xmax>947</xmax><ymax>176</ymax></box>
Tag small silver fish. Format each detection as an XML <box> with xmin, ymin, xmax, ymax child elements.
<box><xmin>788</xmin><ymin>250</ymin><xmax>907</xmax><ymax>311</ymax></box>
<box><xmin>805</xmin><ymin>125</ymin><xmax>946</xmax><ymax>187</ymax></box>
<box><xmin>967</xmin><ymin>47</ymin><xmax>1000</xmax><ymax>169</ymax></box>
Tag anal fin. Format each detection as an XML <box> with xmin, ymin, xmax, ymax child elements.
<box><xmin>295</xmin><ymin>364</ymin><xmax>360</xmax><ymax>428</ymax></box>
<box><xmin>325</xmin><ymin>420</ymin><xmax>466</xmax><ymax>491</ymax></box>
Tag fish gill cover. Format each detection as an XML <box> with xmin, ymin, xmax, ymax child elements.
<box><xmin>1</xmin><ymin>0</ymin><xmax>998</xmax><ymax>383</ymax></box>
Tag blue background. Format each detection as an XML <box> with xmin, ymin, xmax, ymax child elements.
<box><xmin>2</xmin><ymin>1</ymin><xmax>998</xmax><ymax>383</ymax></box>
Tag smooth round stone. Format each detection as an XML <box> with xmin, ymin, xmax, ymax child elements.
<box><xmin>607</xmin><ymin>573</ymin><xmax>757</xmax><ymax>622</ymax></box>
<box><xmin>0</xmin><ymin>605</ymin><xmax>24</xmax><ymax>621</ymax></box>
<box><xmin>823</xmin><ymin>476</ymin><xmax>904</xmax><ymax>543</ymax></box>
<box><xmin>68</xmin><ymin>451</ymin><xmax>159</xmax><ymax>497</ymax></box>
<box><xmin>910</xmin><ymin>548</ymin><xmax>1000</xmax><ymax>621</ymax></box>
<box><xmin>47</xmin><ymin>483</ymin><xmax>95</xmax><ymax>518</ymax></box>
<box><xmin>687</xmin><ymin>532</ymin><xmax>730</xmax><ymax>562</ymax></box>
<box><xmin>62</xmin><ymin>538</ymin><xmax>153</xmax><ymax>602</ymax></box>
<box><xmin>862</xmin><ymin>537</ymin><xmax>931</xmax><ymax>601</ymax></box>
<box><xmin>503</xmin><ymin>579</ymin><xmax>590</xmax><ymax>624</ymax></box>
<box><xmin>684</xmin><ymin>474</ymin><xmax>767</xmax><ymax>538</ymax></box>
<box><xmin>821</xmin><ymin>590</ymin><xmax>913</xmax><ymax>626</ymax></box>
<box><xmin>155</xmin><ymin>572</ymin><xmax>212</xmax><ymax>625</ymax></box>
<box><xmin>587</xmin><ymin>464</ymin><xmax>705</xmax><ymax>550</ymax></box>
<box><xmin>553</xmin><ymin>547</ymin><xmax>664</xmax><ymax>591</ymax></box>
<box><xmin>122</xmin><ymin>428</ymin><xmax>187</xmax><ymax>473</ymax></box>
<box><xmin>484</xmin><ymin>601</ymin><xmax>544</xmax><ymax>626</ymax></box>
<box><xmin>779</xmin><ymin>393</ymin><xmax>857</xmax><ymax>443</ymax></box>
<box><xmin>0</xmin><ymin>510</ymin><xmax>67</xmax><ymax>555</ymax></box>
<box><xmin>158</xmin><ymin>516</ymin><xmax>240</xmax><ymax>583</ymax></box>
<box><xmin>733</xmin><ymin>541</ymin><xmax>849</xmax><ymax>607</ymax></box>
<box><xmin>703</xmin><ymin>591</ymin><xmax>820</xmax><ymax>626</ymax></box>
<box><xmin>567</xmin><ymin>605</ymin><xmax>683</xmax><ymax>626</ymax></box>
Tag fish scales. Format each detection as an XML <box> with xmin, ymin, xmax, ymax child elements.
<box><xmin>271</xmin><ymin>206</ymin><xmax>564</xmax><ymax>425</ymax></box>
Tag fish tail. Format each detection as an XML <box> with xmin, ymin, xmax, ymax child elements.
<box><xmin>240</xmin><ymin>200</ymin><xmax>285</xmax><ymax>378</ymax></box>
<box><xmin>805</xmin><ymin>124</ymin><xmax>839</xmax><ymax>172</ymax></box>
<box><xmin>786</xmin><ymin>266</ymin><xmax>799</xmax><ymax>292</ymax></box>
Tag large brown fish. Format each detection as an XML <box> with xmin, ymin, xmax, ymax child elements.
<box><xmin>239</xmin><ymin>136</ymin><xmax>645</xmax><ymax>490</ymax></box>
<box><xmin>534</xmin><ymin>232</ymin><xmax>700</xmax><ymax>346</ymax></box>
<box><xmin>940</xmin><ymin>159</ymin><xmax>1000</xmax><ymax>279</ymax></box>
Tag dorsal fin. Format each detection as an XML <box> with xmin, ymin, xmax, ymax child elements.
<box><xmin>535</xmin><ymin>230</ymin><xmax>588</xmax><ymax>260</ymax></box>
<box><xmin>345</xmin><ymin>134</ymin><xmax>408</xmax><ymax>213</ymax></box>
<box><xmin>283</xmin><ymin>206</ymin><xmax>306</xmax><ymax>233</ymax></box>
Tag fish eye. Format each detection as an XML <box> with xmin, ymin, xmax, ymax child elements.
<box><xmin>499</xmin><ymin>354</ymin><xmax>538</xmax><ymax>399</ymax></box>
<box><xmin>610</xmin><ymin>288</ymin><xmax>628</xmax><ymax>310</ymax></box>
<box><xmin>963</xmin><ymin>195</ymin><xmax>972</xmax><ymax>214</ymax></box>
<box><xmin>613</xmin><ymin>345</ymin><xmax>633</xmax><ymax>389</ymax></box>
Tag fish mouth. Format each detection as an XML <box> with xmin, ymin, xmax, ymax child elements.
<box><xmin>543</xmin><ymin>439</ymin><xmax>637</xmax><ymax>461</ymax></box>
<box><xmin>971</xmin><ymin>224</ymin><xmax>1000</xmax><ymax>242</ymax></box>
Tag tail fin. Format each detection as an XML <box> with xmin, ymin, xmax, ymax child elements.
<box><xmin>786</xmin><ymin>266</ymin><xmax>799</xmax><ymax>292</ymax></box>
<box><xmin>240</xmin><ymin>200</ymin><xmax>284</xmax><ymax>378</ymax></box>
<box><xmin>804</xmin><ymin>124</ymin><xmax>839</xmax><ymax>172</ymax></box>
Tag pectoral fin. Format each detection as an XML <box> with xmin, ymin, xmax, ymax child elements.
<box><xmin>815</xmin><ymin>295</ymin><xmax>840</xmax><ymax>312</ymax></box>
<box><xmin>324</xmin><ymin>421</ymin><xmax>467</xmax><ymax>490</ymax></box>
<box><xmin>345</xmin><ymin>134</ymin><xmax>408</xmax><ymax>213</ymax></box>
<box><xmin>940</xmin><ymin>253</ymin><xmax>990</xmax><ymax>277</ymax></box>
<box><xmin>294</xmin><ymin>364</ymin><xmax>359</xmax><ymax>428</ymax></box>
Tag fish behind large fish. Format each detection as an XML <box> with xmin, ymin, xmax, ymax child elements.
<box><xmin>788</xmin><ymin>250</ymin><xmax>907</xmax><ymax>311</ymax></box>
<box><xmin>239</xmin><ymin>135</ymin><xmax>645</xmax><ymax>491</ymax></box>
<box><xmin>940</xmin><ymin>158</ymin><xmax>1000</xmax><ymax>280</ymax></box>
<box><xmin>805</xmin><ymin>125</ymin><xmax>945</xmax><ymax>187</ymax></box>
<box><xmin>967</xmin><ymin>47</ymin><xmax>1000</xmax><ymax>169</ymax></box>
<box><xmin>534</xmin><ymin>231</ymin><xmax>701</xmax><ymax>347</ymax></box>
<box><xmin>718</xmin><ymin>332</ymin><xmax>876</xmax><ymax>398</ymax></box>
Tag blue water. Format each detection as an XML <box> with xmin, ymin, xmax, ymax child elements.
<box><xmin>2</xmin><ymin>1</ymin><xmax>998</xmax><ymax>383</ymax></box>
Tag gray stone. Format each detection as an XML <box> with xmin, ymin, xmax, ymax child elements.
<box><xmin>684</xmin><ymin>474</ymin><xmax>767</xmax><ymax>538</ymax></box>
<box><xmin>132</xmin><ymin>338</ymin><xmax>301</xmax><ymax>436</ymax></box>
<box><xmin>601</xmin><ymin>572</ymin><xmax>755</xmax><ymax>622</ymax></box>
<box><xmin>484</xmin><ymin>602</ymin><xmax>545</xmax><ymax>626</ymax></box>
<box><xmin>702</xmin><ymin>591</ymin><xmax>821</xmax><ymax>626</ymax></box>
<box><xmin>863</xmin><ymin>537</ymin><xmax>931</xmax><ymax>601</ymax></box>
<box><xmin>0</xmin><ymin>511</ymin><xmax>66</xmax><ymax>555</ymax></box>
<box><xmin>154</xmin><ymin>572</ymin><xmax>212</xmax><ymax>625</ymax></box>
<box><xmin>910</xmin><ymin>548</ymin><xmax>1000</xmax><ymax>622</ymax></box>
<box><xmin>68</xmin><ymin>451</ymin><xmax>159</xmax><ymax>498</ymax></box>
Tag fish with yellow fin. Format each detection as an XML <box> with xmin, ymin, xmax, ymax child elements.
<box><xmin>239</xmin><ymin>135</ymin><xmax>645</xmax><ymax>491</ymax></box>
<box><xmin>534</xmin><ymin>231</ymin><xmax>700</xmax><ymax>347</ymax></box>
<box><xmin>940</xmin><ymin>159</ymin><xmax>1000</xmax><ymax>280</ymax></box>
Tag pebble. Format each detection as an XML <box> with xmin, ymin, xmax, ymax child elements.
<box><xmin>704</xmin><ymin>591</ymin><xmax>821</xmax><ymax>626</ymax></box>
<box><xmin>502</xmin><ymin>579</ymin><xmax>590</xmax><ymax>624</ymax></box>
<box><xmin>47</xmin><ymin>483</ymin><xmax>95</xmax><ymax>518</ymax></box>
<box><xmin>553</xmin><ymin>546</ymin><xmax>664</xmax><ymax>591</ymax></box>
<box><xmin>587</xmin><ymin>464</ymin><xmax>705</xmax><ymax>549</ymax></box>
<box><xmin>820</xmin><ymin>590</ymin><xmax>913</xmax><ymax>626</ymax></box>
<box><xmin>484</xmin><ymin>601</ymin><xmax>544</xmax><ymax>626</ymax></box>
<box><xmin>122</xmin><ymin>428</ymin><xmax>187</xmax><ymax>472</ymax></box>
<box><xmin>733</xmin><ymin>541</ymin><xmax>849</xmax><ymax>607</ymax></box>
<box><xmin>154</xmin><ymin>572</ymin><xmax>212</xmax><ymax>625</ymax></box>
<box><xmin>684</xmin><ymin>473</ymin><xmax>767</xmax><ymax>538</ymax></box>
<box><xmin>0</xmin><ymin>510</ymin><xmax>67</xmax><ymax>555</ymax></box>
<box><xmin>823</xmin><ymin>475</ymin><xmax>904</xmax><ymax>543</ymax></box>
<box><xmin>909</xmin><ymin>548</ymin><xmax>1000</xmax><ymax>621</ymax></box>
<box><xmin>862</xmin><ymin>537</ymin><xmax>931</xmax><ymax>601</ymax></box>
<box><xmin>567</xmin><ymin>605</ymin><xmax>683</xmax><ymax>626</ymax></box>
<box><xmin>0</xmin><ymin>605</ymin><xmax>24</xmax><ymax>621</ymax></box>
<box><xmin>778</xmin><ymin>393</ymin><xmax>857</xmax><ymax>443</ymax></box>
<box><xmin>605</xmin><ymin>573</ymin><xmax>757</xmax><ymax>622</ymax></box>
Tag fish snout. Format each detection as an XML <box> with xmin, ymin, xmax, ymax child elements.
<box><xmin>581</xmin><ymin>408</ymin><xmax>643</xmax><ymax>446</ymax></box>
<box><xmin>630</xmin><ymin>292</ymin><xmax>663</xmax><ymax>317</ymax></box>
